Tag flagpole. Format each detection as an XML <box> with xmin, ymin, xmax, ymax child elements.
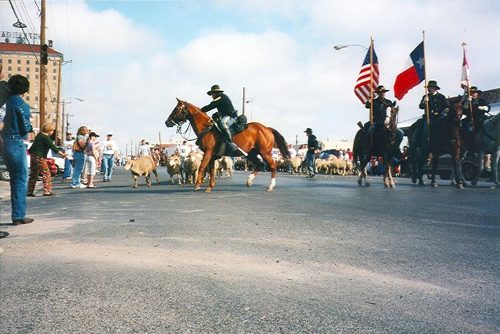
<box><xmin>369</xmin><ymin>36</ymin><xmax>374</xmax><ymax>147</ymax></box>
<box><xmin>422</xmin><ymin>30</ymin><xmax>430</xmax><ymax>142</ymax></box>
<box><xmin>369</xmin><ymin>36</ymin><xmax>374</xmax><ymax>129</ymax></box>
<box><xmin>462</xmin><ymin>42</ymin><xmax>474</xmax><ymax>129</ymax></box>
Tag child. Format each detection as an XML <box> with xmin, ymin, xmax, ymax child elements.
<box><xmin>28</xmin><ymin>122</ymin><xmax>66</xmax><ymax>196</ymax></box>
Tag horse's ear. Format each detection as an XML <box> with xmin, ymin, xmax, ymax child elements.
<box><xmin>176</xmin><ymin>97</ymin><xmax>181</xmax><ymax>102</ymax></box>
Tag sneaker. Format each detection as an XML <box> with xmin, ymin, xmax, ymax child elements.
<box><xmin>71</xmin><ymin>184</ymin><xmax>87</xmax><ymax>189</ymax></box>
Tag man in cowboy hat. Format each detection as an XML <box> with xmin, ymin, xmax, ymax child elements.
<box><xmin>201</xmin><ymin>85</ymin><xmax>239</xmax><ymax>153</ymax></box>
<box><xmin>419</xmin><ymin>80</ymin><xmax>450</xmax><ymax>121</ymax></box>
<box><xmin>461</xmin><ymin>86</ymin><xmax>490</xmax><ymax>148</ymax></box>
<box><xmin>364</xmin><ymin>85</ymin><xmax>403</xmax><ymax>143</ymax></box>
<box><xmin>462</xmin><ymin>86</ymin><xmax>490</xmax><ymax>130</ymax></box>
<box><xmin>304</xmin><ymin>128</ymin><xmax>319</xmax><ymax>178</ymax></box>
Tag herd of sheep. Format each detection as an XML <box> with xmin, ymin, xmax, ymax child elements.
<box><xmin>124</xmin><ymin>151</ymin><xmax>355</xmax><ymax>188</ymax></box>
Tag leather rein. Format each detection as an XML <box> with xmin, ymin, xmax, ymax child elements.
<box><xmin>172</xmin><ymin>103</ymin><xmax>214</xmax><ymax>142</ymax></box>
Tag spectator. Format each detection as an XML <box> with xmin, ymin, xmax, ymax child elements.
<box><xmin>177</xmin><ymin>140</ymin><xmax>191</xmax><ymax>169</ymax></box>
<box><xmin>346</xmin><ymin>148</ymin><xmax>353</xmax><ymax>161</ymax></box>
<box><xmin>62</xmin><ymin>132</ymin><xmax>74</xmax><ymax>181</ymax></box>
<box><xmin>1</xmin><ymin>74</ymin><xmax>35</xmax><ymax>225</ymax></box>
<box><xmin>287</xmin><ymin>144</ymin><xmax>297</xmax><ymax>158</ymax></box>
<box><xmin>27</xmin><ymin>122</ymin><xmax>66</xmax><ymax>196</ymax></box>
<box><xmin>70</xmin><ymin>126</ymin><xmax>89</xmax><ymax>189</ymax></box>
<box><xmin>137</xmin><ymin>139</ymin><xmax>151</xmax><ymax>156</ymax></box>
<box><xmin>84</xmin><ymin>132</ymin><xmax>100</xmax><ymax>188</ymax></box>
<box><xmin>101</xmin><ymin>133</ymin><xmax>118</xmax><ymax>182</ymax></box>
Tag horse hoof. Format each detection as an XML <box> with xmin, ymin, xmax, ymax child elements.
<box><xmin>267</xmin><ymin>187</ymin><xmax>274</xmax><ymax>192</ymax></box>
<box><xmin>457</xmin><ymin>183</ymin><xmax>464</xmax><ymax>189</ymax></box>
<box><xmin>194</xmin><ymin>186</ymin><xmax>201</xmax><ymax>192</ymax></box>
<box><xmin>431</xmin><ymin>182</ymin><xmax>438</xmax><ymax>188</ymax></box>
<box><xmin>411</xmin><ymin>178</ymin><xmax>417</xmax><ymax>184</ymax></box>
<box><xmin>205</xmin><ymin>187</ymin><xmax>212</xmax><ymax>193</ymax></box>
<box><xmin>471</xmin><ymin>180</ymin><xmax>477</xmax><ymax>186</ymax></box>
<box><xmin>357</xmin><ymin>179</ymin><xmax>362</xmax><ymax>186</ymax></box>
<box><xmin>418</xmin><ymin>181</ymin><xmax>424</xmax><ymax>186</ymax></box>
<box><xmin>365</xmin><ymin>182</ymin><xmax>370</xmax><ymax>187</ymax></box>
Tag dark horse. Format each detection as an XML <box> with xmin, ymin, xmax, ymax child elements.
<box><xmin>408</xmin><ymin>103</ymin><xmax>465</xmax><ymax>188</ymax></box>
<box><xmin>353</xmin><ymin>106</ymin><xmax>401</xmax><ymax>187</ymax></box>
<box><xmin>465</xmin><ymin>112</ymin><xmax>500</xmax><ymax>187</ymax></box>
<box><xmin>165</xmin><ymin>99</ymin><xmax>290</xmax><ymax>192</ymax></box>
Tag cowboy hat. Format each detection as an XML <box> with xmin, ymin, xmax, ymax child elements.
<box><xmin>426</xmin><ymin>80</ymin><xmax>440</xmax><ymax>90</ymax></box>
<box><xmin>207</xmin><ymin>84</ymin><xmax>224</xmax><ymax>95</ymax></box>
<box><xmin>470</xmin><ymin>86</ymin><xmax>482</xmax><ymax>94</ymax></box>
<box><xmin>375</xmin><ymin>85</ymin><xmax>389</xmax><ymax>93</ymax></box>
<box><xmin>304</xmin><ymin>128</ymin><xmax>313</xmax><ymax>133</ymax></box>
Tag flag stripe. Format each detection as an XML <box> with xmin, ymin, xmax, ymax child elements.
<box><xmin>354</xmin><ymin>46</ymin><xmax>379</xmax><ymax>104</ymax></box>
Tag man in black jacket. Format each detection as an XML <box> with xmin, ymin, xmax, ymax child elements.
<box><xmin>419</xmin><ymin>80</ymin><xmax>450</xmax><ymax>121</ymax></box>
<box><xmin>305</xmin><ymin>128</ymin><xmax>319</xmax><ymax>178</ymax></box>
<box><xmin>201</xmin><ymin>85</ymin><xmax>239</xmax><ymax>153</ymax></box>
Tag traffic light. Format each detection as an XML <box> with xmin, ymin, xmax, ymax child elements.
<box><xmin>41</xmin><ymin>44</ymin><xmax>48</xmax><ymax>65</ymax></box>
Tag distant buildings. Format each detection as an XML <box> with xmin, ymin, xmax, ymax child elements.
<box><xmin>0</xmin><ymin>41</ymin><xmax>63</xmax><ymax>134</ymax></box>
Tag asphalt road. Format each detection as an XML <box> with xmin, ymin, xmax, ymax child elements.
<box><xmin>0</xmin><ymin>168</ymin><xmax>498</xmax><ymax>333</ymax></box>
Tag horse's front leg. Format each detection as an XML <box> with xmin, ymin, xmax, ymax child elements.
<box><xmin>206</xmin><ymin>160</ymin><xmax>216</xmax><ymax>193</ymax></box>
<box><xmin>492</xmin><ymin>150</ymin><xmax>500</xmax><ymax>186</ymax></box>
<box><xmin>195</xmin><ymin>151</ymin><xmax>213</xmax><ymax>191</ymax></box>
<box><xmin>431</xmin><ymin>153</ymin><xmax>439</xmax><ymax>187</ymax></box>
<box><xmin>471</xmin><ymin>151</ymin><xmax>485</xmax><ymax>186</ymax></box>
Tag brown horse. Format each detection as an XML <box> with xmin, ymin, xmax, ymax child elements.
<box><xmin>165</xmin><ymin>99</ymin><xmax>290</xmax><ymax>192</ymax></box>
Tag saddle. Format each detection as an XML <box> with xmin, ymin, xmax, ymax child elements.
<box><xmin>229</xmin><ymin>114</ymin><xmax>248</xmax><ymax>135</ymax></box>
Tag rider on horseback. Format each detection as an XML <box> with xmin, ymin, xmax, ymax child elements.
<box><xmin>461</xmin><ymin>86</ymin><xmax>490</xmax><ymax>147</ymax></box>
<box><xmin>364</xmin><ymin>85</ymin><xmax>403</xmax><ymax>144</ymax></box>
<box><xmin>201</xmin><ymin>85</ymin><xmax>239</xmax><ymax>153</ymax></box>
<box><xmin>419</xmin><ymin>80</ymin><xmax>449</xmax><ymax>122</ymax></box>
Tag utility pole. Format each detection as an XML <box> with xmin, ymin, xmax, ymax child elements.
<box><xmin>55</xmin><ymin>59</ymin><xmax>63</xmax><ymax>141</ymax></box>
<box><xmin>242</xmin><ymin>87</ymin><xmax>246</xmax><ymax>115</ymax></box>
<box><xmin>39</xmin><ymin>0</ymin><xmax>47</xmax><ymax>128</ymax></box>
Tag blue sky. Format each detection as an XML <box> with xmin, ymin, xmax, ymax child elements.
<box><xmin>1</xmin><ymin>0</ymin><xmax>499</xmax><ymax>152</ymax></box>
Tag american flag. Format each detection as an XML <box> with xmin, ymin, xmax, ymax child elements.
<box><xmin>354</xmin><ymin>45</ymin><xmax>379</xmax><ymax>104</ymax></box>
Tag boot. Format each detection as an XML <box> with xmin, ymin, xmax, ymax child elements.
<box><xmin>218</xmin><ymin>121</ymin><xmax>238</xmax><ymax>153</ymax></box>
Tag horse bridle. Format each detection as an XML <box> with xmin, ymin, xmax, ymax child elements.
<box><xmin>171</xmin><ymin>102</ymin><xmax>211</xmax><ymax>142</ymax></box>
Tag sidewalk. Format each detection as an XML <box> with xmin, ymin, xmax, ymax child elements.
<box><xmin>0</xmin><ymin>180</ymin><xmax>10</xmax><ymax>201</ymax></box>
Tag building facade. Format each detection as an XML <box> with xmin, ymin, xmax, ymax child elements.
<box><xmin>0</xmin><ymin>42</ymin><xmax>63</xmax><ymax>135</ymax></box>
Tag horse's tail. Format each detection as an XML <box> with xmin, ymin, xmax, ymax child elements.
<box><xmin>271</xmin><ymin>128</ymin><xmax>291</xmax><ymax>159</ymax></box>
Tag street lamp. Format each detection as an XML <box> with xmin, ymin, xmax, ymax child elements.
<box><xmin>333</xmin><ymin>44</ymin><xmax>368</xmax><ymax>51</ymax></box>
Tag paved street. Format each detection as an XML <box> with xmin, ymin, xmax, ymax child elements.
<box><xmin>0</xmin><ymin>168</ymin><xmax>498</xmax><ymax>333</ymax></box>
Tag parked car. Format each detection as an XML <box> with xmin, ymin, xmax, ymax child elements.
<box><xmin>319</xmin><ymin>149</ymin><xmax>340</xmax><ymax>160</ymax></box>
<box><xmin>26</xmin><ymin>142</ymin><xmax>62</xmax><ymax>175</ymax></box>
<box><xmin>0</xmin><ymin>154</ymin><xmax>9</xmax><ymax>181</ymax></box>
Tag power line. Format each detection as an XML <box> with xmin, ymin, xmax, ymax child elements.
<box><xmin>252</xmin><ymin>48</ymin><xmax>366</xmax><ymax>100</ymax></box>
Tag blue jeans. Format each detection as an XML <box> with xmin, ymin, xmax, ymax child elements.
<box><xmin>101</xmin><ymin>154</ymin><xmax>115</xmax><ymax>180</ymax></box>
<box><xmin>305</xmin><ymin>152</ymin><xmax>316</xmax><ymax>176</ymax></box>
<box><xmin>62</xmin><ymin>158</ymin><xmax>73</xmax><ymax>179</ymax></box>
<box><xmin>1</xmin><ymin>136</ymin><xmax>28</xmax><ymax>220</ymax></box>
<box><xmin>71</xmin><ymin>151</ymin><xmax>85</xmax><ymax>186</ymax></box>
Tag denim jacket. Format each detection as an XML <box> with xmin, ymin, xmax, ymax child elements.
<box><xmin>1</xmin><ymin>95</ymin><xmax>33</xmax><ymax>138</ymax></box>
